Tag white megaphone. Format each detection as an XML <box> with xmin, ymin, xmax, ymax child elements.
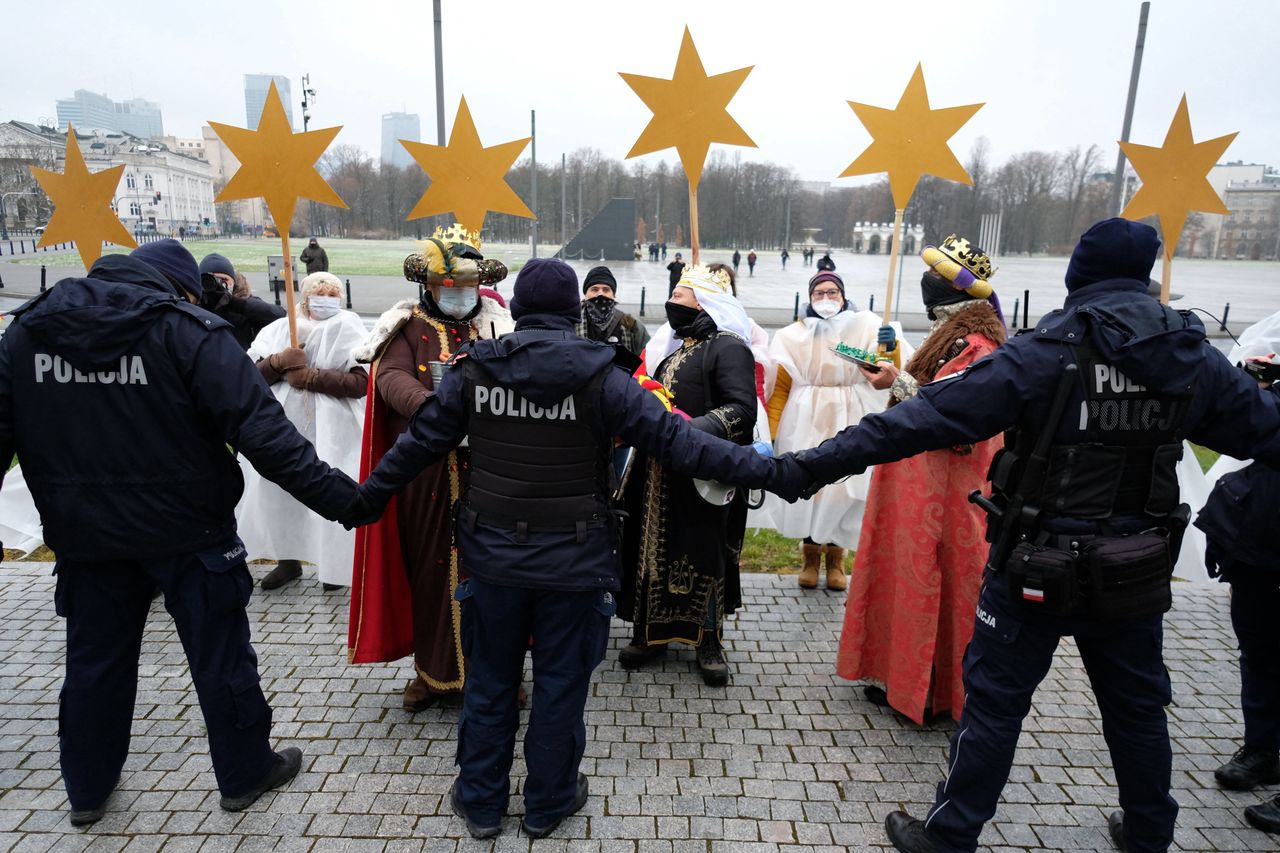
<box><xmin>694</xmin><ymin>439</ymin><xmax>774</xmax><ymax>506</ymax></box>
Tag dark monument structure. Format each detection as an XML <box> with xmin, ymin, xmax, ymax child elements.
<box><xmin>559</xmin><ymin>198</ymin><xmax>636</xmax><ymax>262</ymax></box>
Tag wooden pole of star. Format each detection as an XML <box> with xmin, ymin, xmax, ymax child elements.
<box><xmin>882</xmin><ymin>208</ymin><xmax>906</xmax><ymax>322</ymax></box>
<box><xmin>688</xmin><ymin>185</ymin><xmax>701</xmax><ymax>266</ymax></box>
<box><xmin>1159</xmin><ymin>254</ymin><xmax>1173</xmax><ymax>305</ymax></box>
<box><xmin>280</xmin><ymin>234</ymin><xmax>299</xmax><ymax>344</ymax></box>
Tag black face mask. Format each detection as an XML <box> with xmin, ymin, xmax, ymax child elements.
<box><xmin>583</xmin><ymin>294</ymin><xmax>616</xmax><ymax>327</ymax></box>
<box><xmin>665</xmin><ymin>300</ymin><xmax>701</xmax><ymax>330</ymax></box>
<box><xmin>920</xmin><ymin>270</ymin><xmax>972</xmax><ymax>320</ymax></box>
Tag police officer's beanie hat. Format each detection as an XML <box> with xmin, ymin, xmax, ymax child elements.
<box><xmin>198</xmin><ymin>252</ymin><xmax>237</xmax><ymax>280</ymax></box>
<box><xmin>510</xmin><ymin>258</ymin><xmax>581</xmax><ymax>320</ymax></box>
<box><xmin>582</xmin><ymin>266</ymin><xmax>617</xmax><ymax>294</ymax></box>
<box><xmin>131</xmin><ymin>239</ymin><xmax>201</xmax><ymax>298</ymax></box>
<box><xmin>1065</xmin><ymin>218</ymin><xmax>1160</xmax><ymax>292</ymax></box>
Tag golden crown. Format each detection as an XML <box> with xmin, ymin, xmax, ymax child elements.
<box><xmin>938</xmin><ymin>234</ymin><xmax>995</xmax><ymax>281</ymax></box>
<box><xmin>431</xmin><ymin>223</ymin><xmax>482</xmax><ymax>252</ymax></box>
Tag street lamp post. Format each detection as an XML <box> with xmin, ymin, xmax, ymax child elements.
<box><xmin>301</xmin><ymin>74</ymin><xmax>318</xmax><ymax>236</ymax></box>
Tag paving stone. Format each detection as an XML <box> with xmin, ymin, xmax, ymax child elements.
<box><xmin>0</xmin><ymin>565</ymin><xmax>1264</xmax><ymax>851</ymax></box>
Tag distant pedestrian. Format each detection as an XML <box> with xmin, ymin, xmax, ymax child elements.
<box><xmin>732</xmin><ymin>249</ymin><xmax>741</xmax><ymax>272</ymax></box>
<box><xmin>300</xmin><ymin>238</ymin><xmax>328</xmax><ymax>274</ymax></box>
<box><xmin>817</xmin><ymin>251</ymin><xmax>835</xmax><ymax>272</ymax></box>
<box><xmin>660</xmin><ymin>242</ymin><xmax>667</xmax><ymax>260</ymax></box>
<box><xmin>747</xmin><ymin>249</ymin><xmax>757</xmax><ymax>276</ymax></box>
<box><xmin>781</xmin><ymin>248</ymin><xmax>790</xmax><ymax>269</ymax></box>
<box><xmin>666</xmin><ymin>252</ymin><xmax>686</xmax><ymax>297</ymax></box>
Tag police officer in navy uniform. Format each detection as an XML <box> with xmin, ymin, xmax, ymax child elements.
<box><xmin>349</xmin><ymin>257</ymin><xmax>787</xmax><ymax>839</ymax></box>
<box><xmin>0</xmin><ymin>239</ymin><xmax>362</xmax><ymax>826</ymax></box>
<box><xmin>768</xmin><ymin>218</ymin><xmax>1280</xmax><ymax>853</ymax></box>
<box><xmin>1195</xmin><ymin>356</ymin><xmax>1280</xmax><ymax>833</ymax></box>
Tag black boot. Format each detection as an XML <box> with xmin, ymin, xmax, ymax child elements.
<box><xmin>1215</xmin><ymin>746</ymin><xmax>1280</xmax><ymax>791</ymax></box>
<box><xmin>220</xmin><ymin>747</ymin><xmax>303</xmax><ymax>811</ymax></box>
<box><xmin>1245</xmin><ymin>794</ymin><xmax>1280</xmax><ymax>834</ymax></box>
<box><xmin>618</xmin><ymin>622</ymin><xmax>666</xmax><ymax>670</ymax></box>
<box><xmin>260</xmin><ymin>560</ymin><xmax>302</xmax><ymax>590</ymax></box>
<box><xmin>884</xmin><ymin>811</ymin><xmax>936</xmax><ymax>853</ymax></box>
<box><xmin>696</xmin><ymin>632</ymin><xmax>729</xmax><ymax>687</ymax></box>
<box><xmin>522</xmin><ymin>772</ymin><xmax>589</xmax><ymax>838</ymax></box>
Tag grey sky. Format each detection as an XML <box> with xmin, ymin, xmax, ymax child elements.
<box><xmin>8</xmin><ymin>0</ymin><xmax>1277</xmax><ymax>184</ymax></box>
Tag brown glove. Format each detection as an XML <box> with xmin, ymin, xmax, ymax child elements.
<box><xmin>286</xmin><ymin>367</ymin><xmax>318</xmax><ymax>389</ymax></box>
<box><xmin>257</xmin><ymin>347</ymin><xmax>308</xmax><ymax>383</ymax></box>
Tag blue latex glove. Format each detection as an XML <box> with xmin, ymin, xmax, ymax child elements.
<box><xmin>876</xmin><ymin>324</ymin><xmax>896</xmax><ymax>351</ymax></box>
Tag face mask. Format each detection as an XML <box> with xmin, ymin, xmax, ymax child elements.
<box><xmin>811</xmin><ymin>299</ymin><xmax>842</xmax><ymax>319</ymax></box>
<box><xmin>584</xmin><ymin>294</ymin><xmax>616</xmax><ymax>326</ymax></box>
<box><xmin>309</xmin><ymin>295</ymin><xmax>341</xmax><ymax>320</ymax></box>
<box><xmin>434</xmin><ymin>286</ymin><xmax>478</xmax><ymax>319</ymax></box>
<box><xmin>665</xmin><ymin>300</ymin><xmax>701</xmax><ymax>330</ymax></box>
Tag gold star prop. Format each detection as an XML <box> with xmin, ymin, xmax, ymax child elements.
<box><xmin>209</xmin><ymin>81</ymin><xmax>346</xmax><ymax>229</ymax></box>
<box><xmin>619</xmin><ymin>26</ymin><xmax>756</xmax><ymax>192</ymax></box>
<box><xmin>29</xmin><ymin>125</ymin><xmax>136</xmax><ymax>269</ymax></box>
<box><xmin>401</xmin><ymin>97</ymin><xmax>532</xmax><ymax>234</ymax></box>
<box><xmin>840</xmin><ymin>64</ymin><xmax>983</xmax><ymax>209</ymax></box>
<box><xmin>1119</xmin><ymin>95</ymin><xmax>1236</xmax><ymax>260</ymax></box>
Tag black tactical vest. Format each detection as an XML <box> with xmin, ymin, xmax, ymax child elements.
<box><xmin>460</xmin><ymin>359</ymin><xmax>612</xmax><ymax>538</ymax></box>
<box><xmin>999</xmin><ymin>337</ymin><xmax>1192</xmax><ymax>522</ymax></box>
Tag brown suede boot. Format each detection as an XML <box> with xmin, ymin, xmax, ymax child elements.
<box><xmin>799</xmin><ymin>543</ymin><xmax>823</xmax><ymax>589</ymax></box>
<box><xmin>402</xmin><ymin>676</ymin><xmax>434</xmax><ymax>712</ymax></box>
<box><xmin>825</xmin><ymin>546</ymin><xmax>848</xmax><ymax>591</ymax></box>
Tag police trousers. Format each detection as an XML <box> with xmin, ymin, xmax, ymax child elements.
<box><xmin>453</xmin><ymin>577</ymin><xmax>614</xmax><ymax>826</ymax></box>
<box><xmin>55</xmin><ymin>551</ymin><xmax>276</xmax><ymax>809</ymax></box>
<box><xmin>923</xmin><ymin>576</ymin><xmax>1177</xmax><ymax>853</ymax></box>
<box><xmin>1229</xmin><ymin>579</ymin><xmax>1280</xmax><ymax>755</ymax></box>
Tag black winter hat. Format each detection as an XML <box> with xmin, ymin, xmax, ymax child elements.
<box><xmin>198</xmin><ymin>252</ymin><xmax>237</xmax><ymax>280</ymax></box>
<box><xmin>1064</xmin><ymin>218</ymin><xmax>1160</xmax><ymax>291</ymax></box>
<box><xmin>582</xmin><ymin>265</ymin><xmax>617</xmax><ymax>294</ymax></box>
<box><xmin>131</xmin><ymin>239</ymin><xmax>201</xmax><ymax>297</ymax></box>
<box><xmin>510</xmin><ymin>257</ymin><xmax>581</xmax><ymax>320</ymax></box>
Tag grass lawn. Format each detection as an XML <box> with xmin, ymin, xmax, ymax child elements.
<box><xmin>7</xmin><ymin>237</ymin><xmax>538</xmax><ymax>277</ymax></box>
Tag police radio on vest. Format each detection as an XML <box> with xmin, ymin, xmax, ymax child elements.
<box><xmin>33</xmin><ymin>353</ymin><xmax>149</xmax><ymax>386</ymax></box>
<box><xmin>473</xmin><ymin>384</ymin><xmax>577</xmax><ymax>420</ymax></box>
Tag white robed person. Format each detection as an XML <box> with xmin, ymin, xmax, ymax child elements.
<box><xmin>237</xmin><ymin>272</ymin><xmax>368</xmax><ymax>591</ymax></box>
<box><xmin>763</xmin><ymin>269</ymin><xmax>911</xmax><ymax>589</ymax></box>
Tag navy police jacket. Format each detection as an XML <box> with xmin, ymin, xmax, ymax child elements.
<box><xmin>0</xmin><ymin>254</ymin><xmax>358</xmax><ymax>561</ymax></box>
<box><xmin>799</xmin><ymin>278</ymin><xmax>1280</xmax><ymax>525</ymax></box>
<box><xmin>360</xmin><ymin>315</ymin><xmax>776</xmax><ymax>592</ymax></box>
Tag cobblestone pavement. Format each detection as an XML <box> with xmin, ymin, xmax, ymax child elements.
<box><xmin>0</xmin><ymin>563</ymin><xmax>1270</xmax><ymax>852</ymax></box>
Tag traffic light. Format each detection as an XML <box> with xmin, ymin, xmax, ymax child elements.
<box><xmin>154</xmin><ymin>192</ymin><xmax>161</xmax><ymax>202</ymax></box>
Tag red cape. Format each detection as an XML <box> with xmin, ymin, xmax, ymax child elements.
<box><xmin>347</xmin><ymin>359</ymin><xmax>414</xmax><ymax>664</ymax></box>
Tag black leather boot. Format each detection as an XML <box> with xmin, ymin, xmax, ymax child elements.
<box><xmin>884</xmin><ymin>811</ymin><xmax>937</xmax><ymax>853</ymax></box>
<box><xmin>1215</xmin><ymin>746</ymin><xmax>1280</xmax><ymax>791</ymax></box>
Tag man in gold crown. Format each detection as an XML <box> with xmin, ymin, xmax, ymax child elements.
<box><xmin>346</xmin><ymin>225</ymin><xmax>514</xmax><ymax>710</ymax></box>
<box><xmin>617</xmin><ymin>264</ymin><xmax>758</xmax><ymax>686</ymax></box>
<box><xmin>835</xmin><ymin>235</ymin><xmax>1007</xmax><ymax>726</ymax></box>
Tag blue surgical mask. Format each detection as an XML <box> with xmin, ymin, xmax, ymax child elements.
<box><xmin>308</xmin><ymin>295</ymin><xmax>341</xmax><ymax>320</ymax></box>
<box><xmin>434</xmin><ymin>286</ymin><xmax>478</xmax><ymax>319</ymax></box>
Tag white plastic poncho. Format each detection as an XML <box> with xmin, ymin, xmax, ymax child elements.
<box><xmin>235</xmin><ymin>310</ymin><xmax>367</xmax><ymax>585</ymax></box>
<box><xmin>0</xmin><ymin>464</ymin><xmax>44</xmax><ymax>556</ymax></box>
<box><xmin>762</xmin><ymin>309</ymin><xmax>913</xmax><ymax>549</ymax></box>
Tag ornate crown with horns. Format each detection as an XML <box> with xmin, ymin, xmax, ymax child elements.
<box><xmin>920</xmin><ymin>234</ymin><xmax>995</xmax><ymax>299</ymax></box>
<box><xmin>403</xmin><ymin>223</ymin><xmax>507</xmax><ymax>288</ymax></box>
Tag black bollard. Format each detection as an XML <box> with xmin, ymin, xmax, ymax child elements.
<box><xmin>1221</xmin><ymin>302</ymin><xmax>1230</xmax><ymax>332</ymax></box>
<box><xmin>273</xmin><ymin>277</ymin><xmax>281</xmax><ymax>306</ymax></box>
<box><xmin>639</xmin><ymin>285</ymin><xmax>646</xmax><ymax>317</ymax></box>
<box><xmin>40</xmin><ymin>264</ymin><xmax>47</xmax><ymax>292</ymax></box>
<box><xmin>869</xmin><ymin>294</ymin><xmax>874</xmax><ymax>313</ymax></box>
<box><xmin>793</xmin><ymin>291</ymin><xmax>800</xmax><ymax>321</ymax></box>
<box><xmin>1022</xmin><ymin>289</ymin><xmax>1029</xmax><ymax>329</ymax></box>
<box><xmin>1011</xmin><ymin>298</ymin><xmax>1020</xmax><ymax>330</ymax></box>
<box><xmin>345</xmin><ymin>278</ymin><xmax>353</xmax><ymax>309</ymax></box>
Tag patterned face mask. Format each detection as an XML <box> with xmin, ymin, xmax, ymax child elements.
<box><xmin>583</xmin><ymin>294</ymin><xmax>616</xmax><ymax>327</ymax></box>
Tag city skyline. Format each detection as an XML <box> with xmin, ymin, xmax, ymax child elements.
<box><xmin>7</xmin><ymin>0</ymin><xmax>1279</xmax><ymax>185</ymax></box>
